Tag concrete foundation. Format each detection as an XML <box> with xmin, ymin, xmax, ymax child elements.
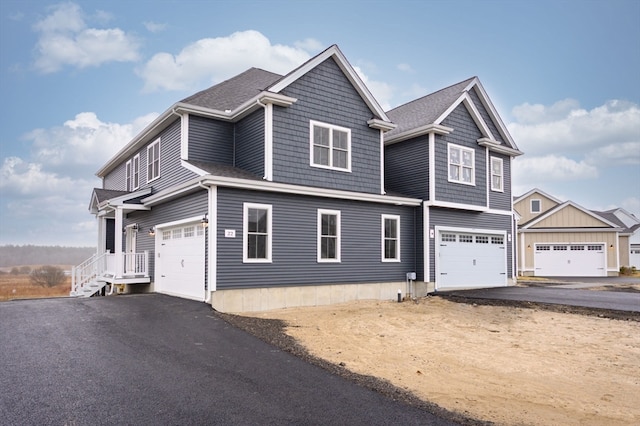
<box><xmin>210</xmin><ymin>281</ymin><xmax>431</xmax><ymax>313</ymax></box>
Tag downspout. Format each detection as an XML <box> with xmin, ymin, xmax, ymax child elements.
<box><xmin>198</xmin><ymin>181</ymin><xmax>212</xmax><ymax>304</ymax></box>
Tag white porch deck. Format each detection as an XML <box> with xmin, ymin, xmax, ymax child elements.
<box><xmin>70</xmin><ymin>251</ymin><xmax>150</xmax><ymax>297</ymax></box>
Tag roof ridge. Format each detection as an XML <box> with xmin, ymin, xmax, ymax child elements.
<box><xmin>387</xmin><ymin>76</ymin><xmax>476</xmax><ymax>113</ymax></box>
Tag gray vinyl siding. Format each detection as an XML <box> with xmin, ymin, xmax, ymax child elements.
<box><xmin>469</xmin><ymin>88</ymin><xmax>504</xmax><ymax>144</ymax></box>
<box><xmin>125</xmin><ymin>190</ymin><xmax>208</xmax><ymax>281</ymax></box>
<box><xmin>384</xmin><ymin>136</ymin><xmax>429</xmax><ymax>199</ymax></box>
<box><xmin>216</xmin><ymin>187</ymin><xmax>415</xmax><ymax>289</ymax></box>
<box><xmin>435</xmin><ymin>105</ymin><xmax>487</xmax><ymax>207</ymax></box>
<box><xmin>272</xmin><ymin>57</ymin><xmax>381</xmax><ymax>194</ymax></box>
<box><xmin>188</xmin><ymin>115</ymin><xmax>233</xmax><ymax>165</ymax></box>
<box><xmin>488</xmin><ymin>152</ymin><xmax>512</xmax><ymax>211</ymax></box>
<box><xmin>234</xmin><ymin>109</ymin><xmax>264</xmax><ymax>176</ymax></box>
<box><xmin>427</xmin><ymin>207</ymin><xmax>513</xmax><ymax>280</ymax></box>
<box><xmin>103</xmin><ymin>118</ymin><xmax>197</xmax><ymax>192</ymax></box>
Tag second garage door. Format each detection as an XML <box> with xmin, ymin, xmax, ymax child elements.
<box><xmin>437</xmin><ymin>231</ymin><xmax>507</xmax><ymax>290</ymax></box>
<box><xmin>156</xmin><ymin>223</ymin><xmax>205</xmax><ymax>300</ymax></box>
<box><xmin>534</xmin><ymin>243</ymin><xmax>606</xmax><ymax>277</ymax></box>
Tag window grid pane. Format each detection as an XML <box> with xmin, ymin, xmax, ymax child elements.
<box><xmin>320</xmin><ymin>213</ymin><xmax>338</xmax><ymax>259</ymax></box>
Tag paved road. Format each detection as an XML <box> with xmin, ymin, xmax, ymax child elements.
<box><xmin>0</xmin><ymin>295</ymin><xmax>455</xmax><ymax>426</ymax></box>
<box><xmin>445</xmin><ymin>284</ymin><xmax>640</xmax><ymax>312</ymax></box>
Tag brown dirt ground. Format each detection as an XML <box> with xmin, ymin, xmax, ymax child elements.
<box><xmin>217</xmin><ymin>291</ymin><xmax>640</xmax><ymax>426</ymax></box>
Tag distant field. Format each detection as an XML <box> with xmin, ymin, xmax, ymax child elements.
<box><xmin>0</xmin><ymin>272</ymin><xmax>71</xmax><ymax>301</ymax></box>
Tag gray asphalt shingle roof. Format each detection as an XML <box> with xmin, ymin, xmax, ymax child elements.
<box><xmin>180</xmin><ymin>68</ymin><xmax>283</xmax><ymax>111</ymax></box>
<box><xmin>385</xmin><ymin>77</ymin><xmax>475</xmax><ymax>137</ymax></box>
<box><xmin>186</xmin><ymin>160</ymin><xmax>263</xmax><ymax>180</ymax></box>
<box><xmin>92</xmin><ymin>189</ymin><xmax>129</xmax><ymax>204</ymax></box>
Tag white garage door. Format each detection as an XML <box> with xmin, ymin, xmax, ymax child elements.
<box><xmin>156</xmin><ymin>224</ymin><xmax>205</xmax><ymax>300</ymax></box>
<box><xmin>437</xmin><ymin>231</ymin><xmax>507</xmax><ymax>290</ymax></box>
<box><xmin>534</xmin><ymin>244</ymin><xmax>605</xmax><ymax>277</ymax></box>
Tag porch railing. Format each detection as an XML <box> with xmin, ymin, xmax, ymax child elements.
<box><xmin>71</xmin><ymin>251</ymin><xmax>149</xmax><ymax>296</ymax></box>
<box><xmin>71</xmin><ymin>252</ymin><xmax>109</xmax><ymax>296</ymax></box>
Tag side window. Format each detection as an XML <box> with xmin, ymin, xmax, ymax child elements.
<box><xmin>132</xmin><ymin>154</ymin><xmax>140</xmax><ymax>190</ymax></box>
<box><xmin>310</xmin><ymin>120</ymin><xmax>351</xmax><ymax>172</ymax></box>
<box><xmin>490</xmin><ymin>156</ymin><xmax>503</xmax><ymax>192</ymax></box>
<box><xmin>147</xmin><ymin>139</ymin><xmax>160</xmax><ymax>182</ymax></box>
<box><xmin>317</xmin><ymin>209</ymin><xmax>341</xmax><ymax>262</ymax></box>
<box><xmin>448</xmin><ymin>144</ymin><xmax>475</xmax><ymax>185</ymax></box>
<box><xmin>382</xmin><ymin>215</ymin><xmax>400</xmax><ymax>261</ymax></box>
<box><xmin>530</xmin><ymin>199</ymin><xmax>541</xmax><ymax>214</ymax></box>
<box><xmin>126</xmin><ymin>160</ymin><xmax>132</xmax><ymax>191</ymax></box>
<box><xmin>243</xmin><ymin>203</ymin><xmax>272</xmax><ymax>263</ymax></box>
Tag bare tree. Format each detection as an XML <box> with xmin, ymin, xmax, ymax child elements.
<box><xmin>30</xmin><ymin>266</ymin><xmax>66</xmax><ymax>287</ymax></box>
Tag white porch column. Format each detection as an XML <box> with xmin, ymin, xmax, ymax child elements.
<box><xmin>96</xmin><ymin>215</ymin><xmax>104</xmax><ymax>255</ymax></box>
<box><xmin>114</xmin><ymin>207</ymin><xmax>124</xmax><ymax>278</ymax></box>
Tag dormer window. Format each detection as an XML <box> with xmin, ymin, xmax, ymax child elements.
<box><xmin>310</xmin><ymin>120</ymin><xmax>351</xmax><ymax>172</ymax></box>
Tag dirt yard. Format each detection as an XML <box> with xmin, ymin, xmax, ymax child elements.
<box><xmin>235</xmin><ymin>295</ymin><xmax>640</xmax><ymax>425</ymax></box>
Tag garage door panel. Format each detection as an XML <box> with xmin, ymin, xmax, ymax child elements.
<box><xmin>437</xmin><ymin>231</ymin><xmax>507</xmax><ymax>290</ymax></box>
<box><xmin>157</xmin><ymin>224</ymin><xmax>205</xmax><ymax>301</ymax></box>
<box><xmin>534</xmin><ymin>244</ymin><xmax>605</xmax><ymax>277</ymax></box>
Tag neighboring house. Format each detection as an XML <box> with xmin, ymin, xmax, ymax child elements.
<box><xmin>514</xmin><ymin>188</ymin><xmax>640</xmax><ymax>277</ymax></box>
<box><xmin>72</xmin><ymin>45</ymin><xmax>523</xmax><ymax>311</ymax></box>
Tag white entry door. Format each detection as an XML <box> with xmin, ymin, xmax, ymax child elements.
<box><xmin>437</xmin><ymin>230</ymin><xmax>507</xmax><ymax>290</ymax></box>
<box><xmin>534</xmin><ymin>243</ymin><xmax>606</xmax><ymax>276</ymax></box>
<box><xmin>156</xmin><ymin>223</ymin><xmax>205</xmax><ymax>300</ymax></box>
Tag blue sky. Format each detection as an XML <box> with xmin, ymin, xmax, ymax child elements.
<box><xmin>1</xmin><ymin>0</ymin><xmax>638</xmax><ymax>247</ymax></box>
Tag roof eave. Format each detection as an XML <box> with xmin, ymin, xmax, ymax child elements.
<box><xmin>385</xmin><ymin>124</ymin><xmax>453</xmax><ymax>145</ymax></box>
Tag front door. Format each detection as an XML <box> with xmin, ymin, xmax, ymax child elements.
<box><xmin>125</xmin><ymin>226</ymin><xmax>137</xmax><ymax>274</ymax></box>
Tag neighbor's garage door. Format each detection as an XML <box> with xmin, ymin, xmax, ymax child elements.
<box><xmin>437</xmin><ymin>231</ymin><xmax>507</xmax><ymax>290</ymax></box>
<box><xmin>156</xmin><ymin>223</ymin><xmax>205</xmax><ymax>300</ymax></box>
<box><xmin>534</xmin><ymin>244</ymin><xmax>606</xmax><ymax>277</ymax></box>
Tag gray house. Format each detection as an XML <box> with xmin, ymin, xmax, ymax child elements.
<box><xmin>73</xmin><ymin>45</ymin><xmax>522</xmax><ymax>312</ymax></box>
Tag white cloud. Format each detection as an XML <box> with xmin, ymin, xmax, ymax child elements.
<box><xmin>137</xmin><ymin>30</ymin><xmax>313</xmax><ymax>92</ymax></box>
<box><xmin>23</xmin><ymin>112</ymin><xmax>157</xmax><ymax>175</ymax></box>
<box><xmin>397</xmin><ymin>63</ymin><xmax>414</xmax><ymax>73</ymax></box>
<box><xmin>33</xmin><ymin>2</ymin><xmax>140</xmax><ymax>73</ymax></box>
<box><xmin>353</xmin><ymin>66</ymin><xmax>394</xmax><ymax>111</ymax></box>
<box><xmin>144</xmin><ymin>21</ymin><xmax>167</xmax><ymax>33</ymax></box>
<box><xmin>294</xmin><ymin>38</ymin><xmax>323</xmax><ymax>52</ymax></box>
<box><xmin>513</xmin><ymin>155</ymin><xmax>599</xmax><ymax>184</ymax></box>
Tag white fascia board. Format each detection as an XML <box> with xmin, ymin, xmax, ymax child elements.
<box><xmin>514</xmin><ymin>187</ymin><xmax>562</xmax><ymax>205</ymax></box>
<box><xmin>384</xmin><ymin>124</ymin><xmax>453</xmax><ymax>145</ymax></box>
<box><xmin>522</xmin><ymin>201</ymin><xmax>620</xmax><ymax>229</ymax></box>
<box><xmin>519</xmin><ymin>227</ymin><xmax>623</xmax><ymax>233</ymax></box>
<box><xmin>471</xmin><ymin>79</ymin><xmax>519</xmax><ymax>150</ymax></box>
<box><xmin>268</xmin><ymin>45</ymin><xmax>391</xmax><ymax>122</ymax></box>
<box><xmin>425</xmin><ymin>199</ymin><xmax>489</xmax><ymax>212</ymax></box>
<box><xmin>144</xmin><ymin>175</ymin><xmax>422</xmax><ymax>207</ymax></box>
<box><xmin>478</xmin><ymin>138</ymin><xmax>523</xmax><ymax>157</ymax></box>
<box><xmin>367</xmin><ymin>118</ymin><xmax>396</xmax><ymax>131</ymax></box>
<box><xmin>96</xmin><ymin>108</ymin><xmax>179</xmax><ymax>177</ymax></box>
<box><xmin>105</xmin><ymin>187</ymin><xmax>153</xmax><ymax>206</ymax></box>
<box><xmin>181</xmin><ymin>160</ymin><xmax>208</xmax><ymax>176</ymax></box>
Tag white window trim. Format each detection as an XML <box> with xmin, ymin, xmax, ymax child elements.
<box><xmin>125</xmin><ymin>159</ymin><xmax>132</xmax><ymax>191</ymax></box>
<box><xmin>317</xmin><ymin>209</ymin><xmax>341</xmax><ymax>263</ymax></box>
<box><xmin>447</xmin><ymin>143</ymin><xmax>475</xmax><ymax>186</ymax></box>
<box><xmin>530</xmin><ymin>199</ymin><xmax>541</xmax><ymax>214</ymax></box>
<box><xmin>309</xmin><ymin>120</ymin><xmax>352</xmax><ymax>172</ymax></box>
<box><xmin>132</xmin><ymin>154</ymin><xmax>140</xmax><ymax>191</ymax></box>
<box><xmin>381</xmin><ymin>214</ymin><xmax>401</xmax><ymax>262</ymax></box>
<box><xmin>490</xmin><ymin>156</ymin><xmax>503</xmax><ymax>192</ymax></box>
<box><xmin>147</xmin><ymin>139</ymin><xmax>161</xmax><ymax>183</ymax></box>
<box><xmin>243</xmin><ymin>203</ymin><xmax>272</xmax><ymax>263</ymax></box>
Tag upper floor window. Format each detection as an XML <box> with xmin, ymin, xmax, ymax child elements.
<box><xmin>318</xmin><ymin>209</ymin><xmax>341</xmax><ymax>262</ymax></box>
<box><xmin>490</xmin><ymin>156</ymin><xmax>503</xmax><ymax>192</ymax></box>
<box><xmin>126</xmin><ymin>154</ymin><xmax>140</xmax><ymax>191</ymax></box>
<box><xmin>382</xmin><ymin>215</ymin><xmax>400</xmax><ymax>262</ymax></box>
<box><xmin>448</xmin><ymin>144</ymin><xmax>474</xmax><ymax>185</ymax></box>
<box><xmin>310</xmin><ymin>120</ymin><xmax>351</xmax><ymax>172</ymax></box>
<box><xmin>147</xmin><ymin>139</ymin><xmax>160</xmax><ymax>182</ymax></box>
<box><xmin>243</xmin><ymin>203</ymin><xmax>272</xmax><ymax>263</ymax></box>
<box><xmin>530</xmin><ymin>199</ymin><xmax>541</xmax><ymax>214</ymax></box>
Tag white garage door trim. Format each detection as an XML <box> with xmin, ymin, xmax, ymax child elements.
<box><xmin>155</xmin><ymin>218</ymin><xmax>206</xmax><ymax>301</ymax></box>
<box><xmin>435</xmin><ymin>226</ymin><xmax>507</xmax><ymax>291</ymax></box>
<box><xmin>534</xmin><ymin>243</ymin><xmax>606</xmax><ymax>277</ymax></box>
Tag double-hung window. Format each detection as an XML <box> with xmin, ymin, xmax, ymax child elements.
<box><xmin>310</xmin><ymin>120</ymin><xmax>351</xmax><ymax>172</ymax></box>
<box><xmin>318</xmin><ymin>209</ymin><xmax>341</xmax><ymax>262</ymax></box>
<box><xmin>490</xmin><ymin>156</ymin><xmax>503</xmax><ymax>192</ymax></box>
<box><xmin>243</xmin><ymin>203</ymin><xmax>272</xmax><ymax>263</ymax></box>
<box><xmin>448</xmin><ymin>144</ymin><xmax>474</xmax><ymax>185</ymax></box>
<box><xmin>125</xmin><ymin>155</ymin><xmax>140</xmax><ymax>191</ymax></box>
<box><xmin>381</xmin><ymin>215</ymin><xmax>400</xmax><ymax>261</ymax></box>
<box><xmin>147</xmin><ymin>139</ymin><xmax>160</xmax><ymax>182</ymax></box>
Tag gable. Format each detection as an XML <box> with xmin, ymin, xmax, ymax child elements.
<box><xmin>530</xmin><ymin>204</ymin><xmax>615</xmax><ymax>229</ymax></box>
<box><xmin>514</xmin><ymin>191</ymin><xmax>560</xmax><ymax>223</ymax></box>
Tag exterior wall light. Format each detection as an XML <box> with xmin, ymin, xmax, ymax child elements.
<box><xmin>149</xmin><ymin>227</ymin><xmax>155</xmax><ymax>237</ymax></box>
<box><xmin>201</xmin><ymin>213</ymin><xmax>209</xmax><ymax>228</ymax></box>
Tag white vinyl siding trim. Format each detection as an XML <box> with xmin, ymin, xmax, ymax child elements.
<box><xmin>448</xmin><ymin>143</ymin><xmax>475</xmax><ymax>185</ymax></box>
<box><xmin>310</xmin><ymin>120</ymin><xmax>351</xmax><ymax>172</ymax></box>
<box><xmin>317</xmin><ymin>209</ymin><xmax>341</xmax><ymax>262</ymax></box>
<box><xmin>381</xmin><ymin>214</ymin><xmax>400</xmax><ymax>262</ymax></box>
<box><xmin>490</xmin><ymin>156</ymin><xmax>503</xmax><ymax>192</ymax></box>
<box><xmin>147</xmin><ymin>139</ymin><xmax>160</xmax><ymax>183</ymax></box>
<box><xmin>243</xmin><ymin>203</ymin><xmax>272</xmax><ymax>263</ymax></box>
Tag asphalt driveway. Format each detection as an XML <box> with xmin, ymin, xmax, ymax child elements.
<box><xmin>0</xmin><ymin>295</ymin><xmax>455</xmax><ymax>426</ymax></box>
